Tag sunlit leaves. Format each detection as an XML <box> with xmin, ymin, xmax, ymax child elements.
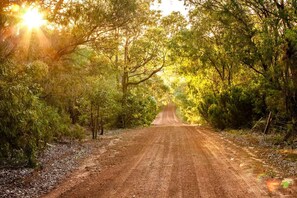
<box><xmin>173</xmin><ymin>0</ymin><xmax>297</xmax><ymax>132</ymax></box>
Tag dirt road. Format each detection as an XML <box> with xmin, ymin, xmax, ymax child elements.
<box><xmin>44</xmin><ymin>105</ymin><xmax>282</xmax><ymax>198</ymax></box>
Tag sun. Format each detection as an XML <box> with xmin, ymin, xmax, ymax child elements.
<box><xmin>22</xmin><ymin>8</ymin><xmax>45</xmax><ymax>29</ymax></box>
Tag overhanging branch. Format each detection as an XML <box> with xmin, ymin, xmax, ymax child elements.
<box><xmin>127</xmin><ymin>55</ymin><xmax>166</xmax><ymax>86</ymax></box>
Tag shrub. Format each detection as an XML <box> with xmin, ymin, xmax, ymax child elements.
<box><xmin>119</xmin><ymin>93</ymin><xmax>158</xmax><ymax>128</ymax></box>
<box><xmin>198</xmin><ymin>86</ymin><xmax>263</xmax><ymax>130</ymax></box>
<box><xmin>207</xmin><ymin>103</ymin><xmax>226</xmax><ymax>129</ymax></box>
<box><xmin>67</xmin><ymin>124</ymin><xmax>86</xmax><ymax>141</ymax></box>
<box><xmin>0</xmin><ymin>64</ymin><xmax>70</xmax><ymax>167</ymax></box>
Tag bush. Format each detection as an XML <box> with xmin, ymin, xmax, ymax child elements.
<box><xmin>119</xmin><ymin>93</ymin><xmax>158</xmax><ymax>128</ymax></box>
<box><xmin>207</xmin><ymin>103</ymin><xmax>226</xmax><ymax>129</ymax></box>
<box><xmin>198</xmin><ymin>86</ymin><xmax>263</xmax><ymax>130</ymax></box>
<box><xmin>67</xmin><ymin>124</ymin><xmax>86</xmax><ymax>141</ymax></box>
<box><xmin>0</xmin><ymin>64</ymin><xmax>70</xmax><ymax>167</ymax></box>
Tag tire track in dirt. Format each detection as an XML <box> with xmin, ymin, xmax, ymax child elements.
<box><xmin>185</xmin><ymin>126</ymin><xmax>269</xmax><ymax>197</ymax></box>
<box><xmin>44</xmin><ymin>105</ymin><xmax>285</xmax><ymax>198</ymax></box>
<box><xmin>112</xmin><ymin>128</ymin><xmax>163</xmax><ymax>197</ymax></box>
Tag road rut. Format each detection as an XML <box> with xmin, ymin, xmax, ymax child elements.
<box><xmin>44</xmin><ymin>105</ymin><xmax>281</xmax><ymax>198</ymax></box>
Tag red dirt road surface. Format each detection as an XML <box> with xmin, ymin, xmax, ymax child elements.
<box><xmin>44</xmin><ymin>105</ymin><xmax>286</xmax><ymax>198</ymax></box>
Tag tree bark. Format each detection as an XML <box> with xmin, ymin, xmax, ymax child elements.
<box><xmin>90</xmin><ymin>103</ymin><xmax>95</xmax><ymax>139</ymax></box>
<box><xmin>263</xmin><ymin>112</ymin><xmax>272</xmax><ymax>134</ymax></box>
<box><xmin>100</xmin><ymin>117</ymin><xmax>104</xmax><ymax>135</ymax></box>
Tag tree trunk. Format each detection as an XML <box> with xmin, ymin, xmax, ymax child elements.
<box><xmin>120</xmin><ymin>36</ymin><xmax>131</xmax><ymax>128</ymax></box>
<box><xmin>100</xmin><ymin>117</ymin><xmax>104</xmax><ymax>135</ymax></box>
<box><xmin>68</xmin><ymin>100</ymin><xmax>76</xmax><ymax>124</ymax></box>
<box><xmin>263</xmin><ymin>111</ymin><xmax>272</xmax><ymax>134</ymax></box>
<box><xmin>90</xmin><ymin>103</ymin><xmax>95</xmax><ymax>139</ymax></box>
<box><xmin>121</xmin><ymin>71</ymin><xmax>129</xmax><ymax>128</ymax></box>
<box><xmin>95</xmin><ymin>106</ymin><xmax>100</xmax><ymax>139</ymax></box>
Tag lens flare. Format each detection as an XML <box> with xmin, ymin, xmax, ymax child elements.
<box><xmin>22</xmin><ymin>8</ymin><xmax>45</xmax><ymax>29</ymax></box>
<box><xmin>11</xmin><ymin>4</ymin><xmax>20</xmax><ymax>12</ymax></box>
<box><xmin>266</xmin><ymin>179</ymin><xmax>280</xmax><ymax>192</ymax></box>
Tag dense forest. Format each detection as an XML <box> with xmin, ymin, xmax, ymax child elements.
<box><xmin>174</xmin><ymin>0</ymin><xmax>297</xmax><ymax>139</ymax></box>
<box><xmin>1</xmin><ymin>0</ymin><xmax>297</xmax><ymax>167</ymax></box>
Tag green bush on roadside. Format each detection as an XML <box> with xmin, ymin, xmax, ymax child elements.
<box><xmin>0</xmin><ymin>64</ymin><xmax>73</xmax><ymax>167</ymax></box>
<box><xmin>198</xmin><ymin>87</ymin><xmax>263</xmax><ymax>130</ymax></box>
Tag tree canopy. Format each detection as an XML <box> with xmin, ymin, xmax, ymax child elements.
<box><xmin>1</xmin><ymin>0</ymin><xmax>297</xmax><ymax>167</ymax></box>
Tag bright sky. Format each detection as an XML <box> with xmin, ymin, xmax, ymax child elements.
<box><xmin>150</xmin><ymin>0</ymin><xmax>188</xmax><ymax>17</ymax></box>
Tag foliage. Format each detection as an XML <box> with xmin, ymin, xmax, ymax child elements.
<box><xmin>198</xmin><ymin>87</ymin><xmax>262</xmax><ymax>130</ymax></box>
<box><xmin>171</xmin><ymin>0</ymin><xmax>297</xmax><ymax>138</ymax></box>
<box><xmin>3</xmin><ymin>0</ymin><xmax>297</xmax><ymax>167</ymax></box>
<box><xmin>0</xmin><ymin>0</ymin><xmax>169</xmax><ymax>166</ymax></box>
<box><xmin>88</xmin><ymin>78</ymin><xmax>122</xmax><ymax>138</ymax></box>
<box><xmin>119</xmin><ymin>90</ymin><xmax>158</xmax><ymax>128</ymax></box>
<box><xmin>0</xmin><ymin>63</ymin><xmax>69</xmax><ymax>167</ymax></box>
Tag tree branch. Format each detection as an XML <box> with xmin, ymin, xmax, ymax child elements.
<box><xmin>129</xmin><ymin>55</ymin><xmax>155</xmax><ymax>73</ymax></box>
<box><xmin>127</xmin><ymin>56</ymin><xmax>166</xmax><ymax>86</ymax></box>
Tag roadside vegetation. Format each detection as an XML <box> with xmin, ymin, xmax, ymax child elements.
<box><xmin>0</xmin><ymin>0</ymin><xmax>171</xmax><ymax>167</ymax></box>
<box><xmin>173</xmin><ymin>0</ymin><xmax>297</xmax><ymax>147</ymax></box>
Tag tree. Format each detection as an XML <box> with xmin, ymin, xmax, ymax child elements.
<box><xmin>0</xmin><ymin>0</ymin><xmax>146</xmax><ymax>165</ymax></box>
<box><xmin>97</xmin><ymin>3</ymin><xmax>169</xmax><ymax>127</ymax></box>
<box><xmin>174</xmin><ymin>0</ymin><xmax>297</xmax><ymax>135</ymax></box>
<box><xmin>89</xmin><ymin>78</ymin><xmax>121</xmax><ymax>139</ymax></box>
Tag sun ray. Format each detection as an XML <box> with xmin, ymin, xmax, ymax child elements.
<box><xmin>21</xmin><ymin>27</ymin><xmax>32</xmax><ymax>60</ymax></box>
<box><xmin>22</xmin><ymin>7</ymin><xmax>45</xmax><ymax>29</ymax></box>
<box><xmin>16</xmin><ymin>5</ymin><xmax>50</xmax><ymax>59</ymax></box>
